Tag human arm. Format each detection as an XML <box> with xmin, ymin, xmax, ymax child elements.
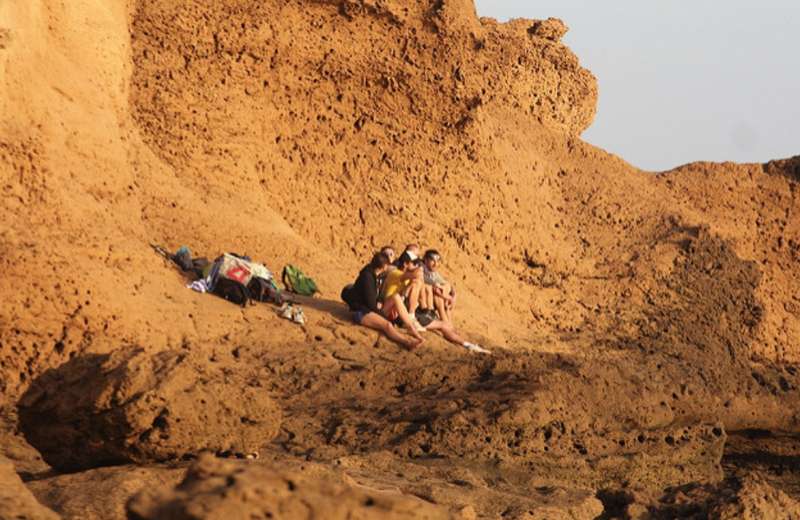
<box><xmin>357</xmin><ymin>270</ymin><xmax>382</xmax><ymax>314</ymax></box>
<box><xmin>402</xmin><ymin>266</ymin><xmax>424</xmax><ymax>282</ymax></box>
<box><xmin>434</xmin><ymin>281</ymin><xmax>455</xmax><ymax>307</ymax></box>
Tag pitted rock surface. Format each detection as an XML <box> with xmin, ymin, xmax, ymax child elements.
<box><xmin>126</xmin><ymin>454</ymin><xmax>453</xmax><ymax>520</ymax></box>
<box><xmin>18</xmin><ymin>349</ymin><xmax>281</xmax><ymax>471</ymax></box>
<box><xmin>0</xmin><ymin>0</ymin><xmax>799</xmax><ymax>518</ymax></box>
<box><xmin>0</xmin><ymin>456</ymin><xmax>60</xmax><ymax>520</ymax></box>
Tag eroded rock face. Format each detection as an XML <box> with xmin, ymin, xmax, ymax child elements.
<box><xmin>527</xmin><ymin>17</ymin><xmax>569</xmax><ymax>41</ymax></box>
<box><xmin>129</xmin><ymin>0</ymin><xmax>598</xmax><ymax>180</ymax></box>
<box><xmin>126</xmin><ymin>454</ymin><xmax>453</xmax><ymax>520</ymax></box>
<box><xmin>26</xmin><ymin>465</ymin><xmax>184</xmax><ymax>520</ymax></box>
<box><xmin>712</xmin><ymin>475</ymin><xmax>800</xmax><ymax>519</ymax></box>
<box><xmin>0</xmin><ymin>28</ymin><xmax>11</xmax><ymax>49</ymax></box>
<box><xmin>636</xmin><ymin>474</ymin><xmax>800</xmax><ymax>519</ymax></box>
<box><xmin>18</xmin><ymin>349</ymin><xmax>281</xmax><ymax>471</ymax></box>
<box><xmin>1</xmin><ymin>0</ymin><xmax>800</xmax><ymax>517</ymax></box>
<box><xmin>0</xmin><ymin>456</ymin><xmax>60</xmax><ymax>520</ymax></box>
<box><xmin>764</xmin><ymin>155</ymin><xmax>800</xmax><ymax>182</ymax></box>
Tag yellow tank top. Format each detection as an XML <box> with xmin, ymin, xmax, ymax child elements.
<box><xmin>381</xmin><ymin>269</ymin><xmax>410</xmax><ymax>300</ymax></box>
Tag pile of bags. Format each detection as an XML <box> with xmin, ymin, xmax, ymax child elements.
<box><xmin>164</xmin><ymin>247</ymin><xmax>318</xmax><ymax>313</ymax></box>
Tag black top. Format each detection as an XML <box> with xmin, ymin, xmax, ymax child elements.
<box><xmin>349</xmin><ymin>266</ymin><xmax>380</xmax><ymax>314</ymax></box>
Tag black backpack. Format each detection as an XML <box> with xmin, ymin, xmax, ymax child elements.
<box><xmin>248</xmin><ymin>277</ymin><xmax>285</xmax><ymax>305</ymax></box>
<box><xmin>214</xmin><ymin>277</ymin><xmax>250</xmax><ymax>307</ymax></box>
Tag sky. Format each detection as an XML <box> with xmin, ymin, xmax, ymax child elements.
<box><xmin>473</xmin><ymin>1</ymin><xmax>800</xmax><ymax>171</ymax></box>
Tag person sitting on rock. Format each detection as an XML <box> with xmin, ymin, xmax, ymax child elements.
<box><xmin>381</xmin><ymin>251</ymin><xmax>426</xmax><ymax>337</ymax></box>
<box><xmin>341</xmin><ymin>252</ymin><xmax>423</xmax><ymax>351</ymax></box>
<box><xmin>421</xmin><ymin>249</ymin><xmax>456</xmax><ymax>323</ymax></box>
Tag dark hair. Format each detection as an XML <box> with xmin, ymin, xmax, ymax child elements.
<box><xmin>424</xmin><ymin>249</ymin><xmax>441</xmax><ymax>261</ymax></box>
<box><xmin>370</xmin><ymin>252</ymin><xmax>391</xmax><ymax>271</ymax></box>
<box><xmin>395</xmin><ymin>251</ymin><xmax>413</xmax><ymax>268</ymax></box>
<box><xmin>395</xmin><ymin>252</ymin><xmax>423</xmax><ymax>270</ymax></box>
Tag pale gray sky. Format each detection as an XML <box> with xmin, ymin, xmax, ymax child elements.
<box><xmin>474</xmin><ymin>1</ymin><xmax>799</xmax><ymax>171</ymax></box>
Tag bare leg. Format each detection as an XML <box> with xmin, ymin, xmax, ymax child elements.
<box><xmin>383</xmin><ymin>295</ymin><xmax>423</xmax><ymax>341</ymax></box>
<box><xmin>441</xmin><ymin>283</ymin><xmax>455</xmax><ymax>320</ymax></box>
<box><xmin>360</xmin><ymin>312</ymin><xmax>422</xmax><ymax>350</ymax></box>
<box><xmin>421</xmin><ymin>285</ymin><xmax>435</xmax><ymax>310</ymax></box>
<box><xmin>434</xmin><ymin>295</ymin><xmax>451</xmax><ymax>323</ymax></box>
<box><xmin>419</xmin><ymin>285</ymin><xmax>428</xmax><ymax>309</ymax></box>
<box><xmin>406</xmin><ymin>279</ymin><xmax>423</xmax><ymax>315</ymax></box>
<box><xmin>425</xmin><ymin>319</ymin><xmax>465</xmax><ymax>345</ymax></box>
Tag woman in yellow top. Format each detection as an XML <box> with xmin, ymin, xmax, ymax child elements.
<box><xmin>380</xmin><ymin>251</ymin><xmax>426</xmax><ymax>340</ymax></box>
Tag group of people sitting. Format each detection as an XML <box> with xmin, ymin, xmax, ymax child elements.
<box><xmin>341</xmin><ymin>244</ymin><xmax>490</xmax><ymax>353</ymax></box>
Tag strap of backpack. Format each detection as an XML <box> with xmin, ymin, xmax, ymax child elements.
<box><xmin>282</xmin><ymin>266</ymin><xmax>293</xmax><ymax>293</ymax></box>
<box><xmin>241</xmin><ymin>283</ymin><xmax>251</xmax><ymax>307</ymax></box>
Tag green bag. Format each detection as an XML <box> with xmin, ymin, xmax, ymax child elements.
<box><xmin>282</xmin><ymin>264</ymin><xmax>319</xmax><ymax>296</ymax></box>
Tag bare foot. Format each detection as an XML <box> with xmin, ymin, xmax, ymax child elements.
<box><xmin>405</xmin><ymin>337</ymin><xmax>424</xmax><ymax>351</ymax></box>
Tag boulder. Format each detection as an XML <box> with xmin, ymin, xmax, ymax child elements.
<box><xmin>18</xmin><ymin>349</ymin><xmax>281</xmax><ymax>471</ymax></box>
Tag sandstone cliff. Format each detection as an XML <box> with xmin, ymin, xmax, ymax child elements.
<box><xmin>1</xmin><ymin>1</ymin><xmax>798</xmax><ymax>518</ymax></box>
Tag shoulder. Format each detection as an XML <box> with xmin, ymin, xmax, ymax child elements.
<box><xmin>387</xmin><ymin>269</ymin><xmax>403</xmax><ymax>280</ymax></box>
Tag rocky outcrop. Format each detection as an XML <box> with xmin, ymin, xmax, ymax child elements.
<box><xmin>712</xmin><ymin>475</ymin><xmax>800</xmax><ymax>519</ymax></box>
<box><xmin>126</xmin><ymin>452</ymin><xmax>607</xmax><ymax>519</ymax></box>
<box><xmin>1</xmin><ymin>0</ymin><xmax>799</xmax><ymax>517</ymax></box>
<box><xmin>18</xmin><ymin>349</ymin><xmax>281</xmax><ymax>471</ymax></box>
<box><xmin>126</xmin><ymin>454</ymin><xmax>453</xmax><ymax>520</ymax></box>
<box><xmin>26</xmin><ymin>465</ymin><xmax>184</xmax><ymax>520</ymax></box>
<box><xmin>633</xmin><ymin>474</ymin><xmax>800</xmax><ymax>519</ymax></box>
<box><xmin>527</xmin><ymin>17</ymin><xmax>569</xmax><ymax>41</ymax></box>
<box><xmin>0</xmin><ymin>456</ymin><xmax>60</xmax><ymax>520</ymax></box>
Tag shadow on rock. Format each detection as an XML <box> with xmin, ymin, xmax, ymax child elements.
<box><xmin>18</xmin><ymin>348</ymin><xmax>281</xmax><ymax>472</ymax></box>
<box><xmin>269</xmin><ymin>343</ymin><xmax>728</xmax><ymax>491</ymax></box>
